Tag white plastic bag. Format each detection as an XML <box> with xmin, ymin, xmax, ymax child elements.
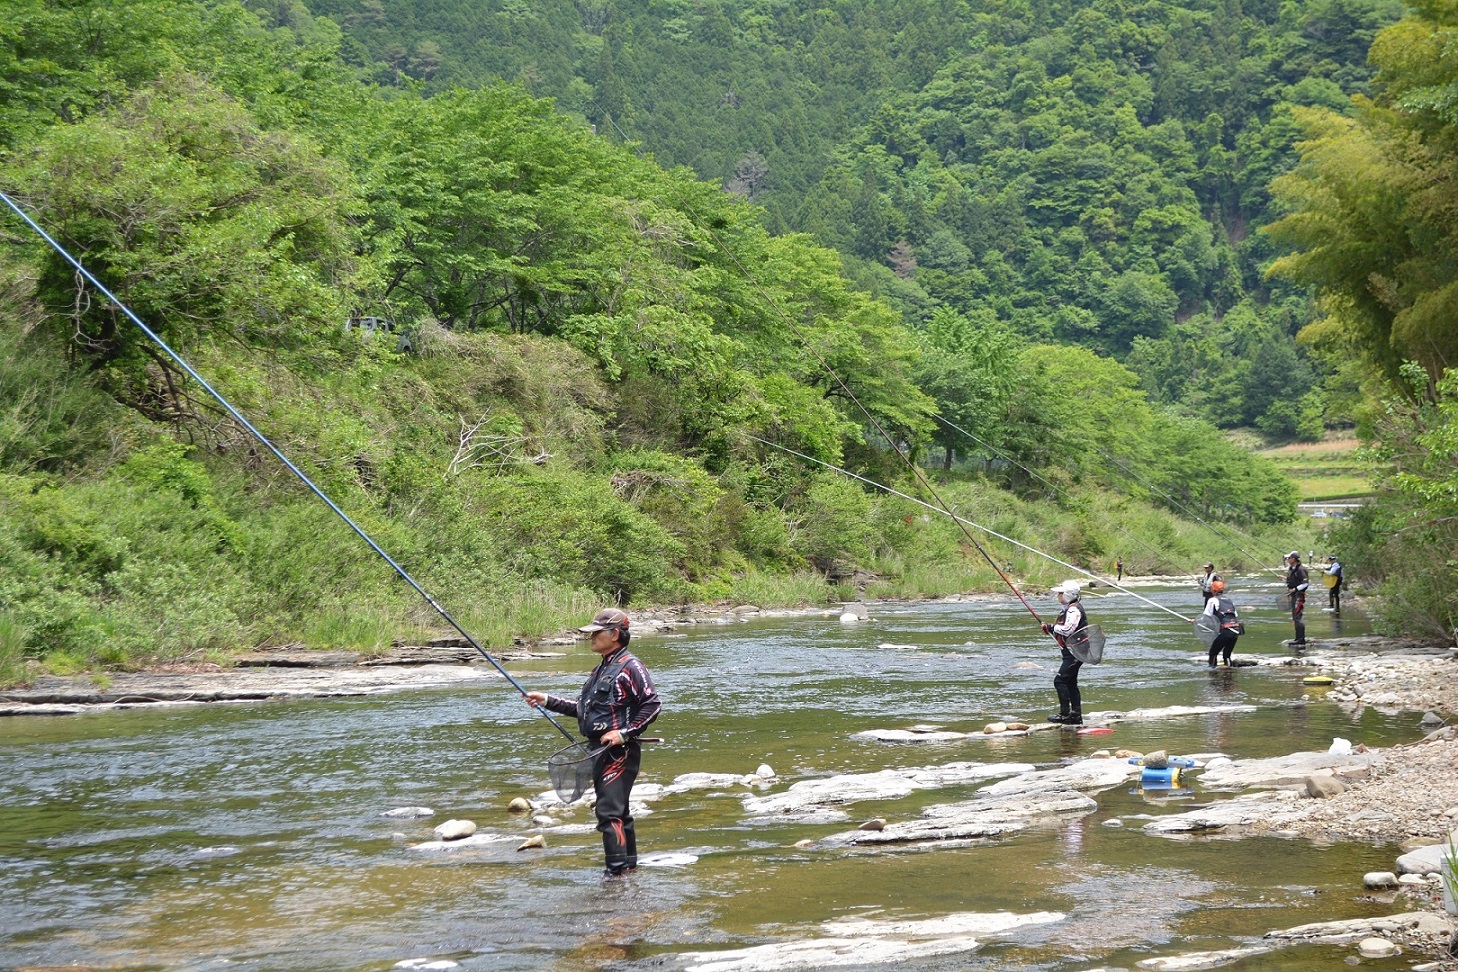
<box><xmin>1328</xmin><ymin>737</ymin><xmax>1353</xmax><ymax>755</ymax></box>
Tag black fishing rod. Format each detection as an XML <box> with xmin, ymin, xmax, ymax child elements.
<box><xmin>932</xmin><ymin>413</ymin><xmax>1187</xmax><ymax>578</ymax></box>
<box><xmin>0</xmin><ymin>188</ymin><xmax>579</xmax><ymax>744</ymax></box>
<box><xmin>743</xmin><ymin>433</ymin><xmax>1196</xmax><ymax>625</ymax></box>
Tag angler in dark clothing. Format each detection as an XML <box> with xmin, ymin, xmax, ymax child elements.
<box><xmin>1041</xmin><ymin>580</ymin><xmax>1088</xmax><ymax>725</ymax></box>
<box><xmin>1285</xmin><ymin>551</ymin><xmax>1309</xmax><ymax>647</ymax></box>
<box><xmin>1201</xmin><ymin>579</ymin><xmax>1242</xmax><ymax>666</ymax></box>
<box><xmin>1324</xmin><ymin>556</ymin><xmax>1343</xmax><ymax>615</ymax></box>
<box><xmin>526</xmin><ymin>608</ymin><xmax>661</xmax><ymax>877</ymax></box>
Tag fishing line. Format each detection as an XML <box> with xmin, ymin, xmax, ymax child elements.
<box><xmin>0</xmin><ymin>189</ymin><xmax>579</xmax><ymax>744</ymax></box>
<box><xmin>1088</xmin><ymin>441</ymin><xmax>1288</xmax><ymax>574</ymax></box>
<box><xmin>932</xmin><ymin>413</ymin><xmax>1187</xmax><ymax>577</ymax></box>
<box><xmin>589</xmin><ymin>112</ymin><xmax>1052</xmax><ymax>627</ymax></box>
<box><xmin>743</xmin><ymin>433</ymin><xmax>1196</xmax><ymax>624</ymax></box>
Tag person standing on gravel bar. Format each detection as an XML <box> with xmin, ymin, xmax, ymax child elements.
<box><xmin>1041</xmin><ymin>580</ymin><xmax>1088</xmax><ymax>725</ymax></box>
<box><xmin>1201</xmin><ymin>579</ymin><xmax>1242</xmax><ymax>667</ymax></box>
<box><xmin>1115</xmin><ymin>557</ymin><xmax>1124</xmax><ymax>582</ymax></box>
<box><xmin>1198</xmin><ymin>562</ymin><xmax>1222</xmax><ymax>604</ymax></box>
<box><xmin>525</xmin><ymin>608</ymin><xmax>661</xmax><ymax>877</ymax></box>
<box><xmin>1285</xmin><ymin>551</ymin><xmax>1309</xmax><ymax>648</ymax></box>
<box><xmin>1324</xmin><ymin>555</ymin><xmax>1343</xmax><ymax>615</ymax></box>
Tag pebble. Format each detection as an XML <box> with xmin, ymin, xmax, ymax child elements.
<box><xmin>507</xmin><ymin>797</ymin><xmax>532</xmax><ymax>813</ymax></box>
<box><xmin>1362</xmin><ymin>871</ymin><xmax>1397</xmax><ymax>888</ymax></box>
<box><xmin>858</xmin><ymin>818</ymin><xmax>887</xmax><ymax>831</ymax></box>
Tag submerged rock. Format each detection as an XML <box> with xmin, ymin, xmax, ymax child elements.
<box><xmin>823</xmin><ymin>789</ymin><xmax>1098</xmax><ymax>846</ymax></box>
<box><xmin>1135</xmin><ymin>945</ymin><xmax>1275</xmax><ymax>970</ymax></box>
<box><xmin>381</xmin><ymin>806</ymin><xmax>434</xmax><ymax>818</ymax></box>
<box><xmin>742</xmin><ymin>761</ymin><xmax>1035</xmax><ymax>815</ymax></box>
<box><xmin>1142</xmin><ymin>791</ymin><xmax>1305</xmax><ymax>835</ymax></box>
<box><xmin>680</xmin><ymin>911</ymin><xmax>1061</xmax><ymax>972</ymax></box>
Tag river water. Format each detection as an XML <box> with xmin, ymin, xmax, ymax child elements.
<box><xmin>0</xmin><ymin>579</ymin><xmax>1424</xmax><ymax>971</ymax></box>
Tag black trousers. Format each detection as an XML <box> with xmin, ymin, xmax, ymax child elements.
<box><xmin>1054</xmin><ymin>648</ymin><xmax>1083</xmax><ymax>716</ymax></box>
<box><xmin>593</xmin><ymin>740</ymin><xmax>641</xmax><ymax>874</ymax></box>
<box><xmin>1208</xmin><ymin>633</ymin><xmax>1238</xmax><ymax>666</ymax></box>
<box><xmin>1290</xmin><ymin>591</ymin><xmax>1306</xmax><ymax>644</ymax></box>
<box><xmin>1329</xmin><ymin>582</ymin><xmax>1341</xmax><ymax>613</ymax></box>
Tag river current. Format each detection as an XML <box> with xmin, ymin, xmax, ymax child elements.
<box><xmin>0</xmin><ymin>578</ymin><xmax>1421</xmax><ymax>971</ymax></box>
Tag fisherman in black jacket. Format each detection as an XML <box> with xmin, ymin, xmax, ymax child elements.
<box><xmin>526</xmin><ymin>608</ymin><xmax>661</xmax><ymax>877</ymax></box>
<box><xmin>1285</xmin><ymin>551</ymin><xmax>1309</xmax><ymax>648</ymax></box>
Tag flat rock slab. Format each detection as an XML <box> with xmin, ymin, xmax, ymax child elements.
<box><xmin>0</xmin><ymin>665</ymin><xmax>503</xmax><ymax>713</ymax></box>
<box><xmin>1264</xmin><ymin>911</ymin><xmax>1455</xmax><ymax>943</ymax></box>
<box><xmin>1141</xmin><ymin>790</ymin><xmax>1305</xmax><ymax>834</ymax></box>
<box><xmin>742</xmin><ymin>762</ymin><xmax>1035</xmax><ymax>815</ymax></box>
<box><xmin>1086</xmin><ymin>704</ymin><xmax>1258</xmax><ymax>724</ymax></box>
<box><xmin>680</xmin><ymin>911</ymin><xmax>1062</xmax><ymax>972</ymax></box>
<box><xmin>407</xmin><ymin>833</ymin><xmax>519</xmax><ymax>851</ymax></box>
<box><xmin>1196</xmin><ymin>750</ymin><xmax>1384</xmax><ymax>789</ymax></box>
<box><xmin>822</xmin><ymin>788</ymin><xmax>1098</xmax><ymax>846</ymax></box>
<box><xmin>978</xmin><ymin>757</ymin><xmax>1141</xmax><ymax>798</ymax></box>
<box><xmin>1136</xmin><ymin>945</ymin><xmax>1276</xmax><ymax>970</ymax></box>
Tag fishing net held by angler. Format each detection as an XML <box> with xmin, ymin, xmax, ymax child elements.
<box><xmin>547</xmin><ymin>741</ymin><xmax>596</xmax><ymax>804</ymax></box>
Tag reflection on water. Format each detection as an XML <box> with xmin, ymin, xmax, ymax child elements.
<box><xmin>0</xmin><ymin>581</ymin><xmax>1425</xmax><ymax>970</ymax></box>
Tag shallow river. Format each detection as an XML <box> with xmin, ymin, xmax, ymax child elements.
<box><xmin>0</xmin><ymin>578</ymin><xmax>1425</xmax><ymax>971</ymax></box>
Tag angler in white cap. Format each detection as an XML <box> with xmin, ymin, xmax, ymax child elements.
<box><xmin>1040</xmin><ymin>580</ymin><xmax>1089</xmax><ymax>725</ymax></box>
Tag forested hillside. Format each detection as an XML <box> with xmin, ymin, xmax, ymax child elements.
<box><xmin>6</xmin><ymin>0</ymin><xmax>1446</xmax><ymax>686</ymax></box>
<box><xmin>312</xmin><ymin>0</ymin><xmax>1400</xmax><ymax>441</ymax></box>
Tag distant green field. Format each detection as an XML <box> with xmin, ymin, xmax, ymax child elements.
<box><xmin>1253</xmin><ymin>437</ymin><xmax>1374</xmax><ymax>503</ymax></box>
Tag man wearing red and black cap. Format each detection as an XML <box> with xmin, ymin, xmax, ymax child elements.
<box><xmin>526</xmin><ymin>608</ymin><xmax>661</xmax><ymax>877</ymax></box>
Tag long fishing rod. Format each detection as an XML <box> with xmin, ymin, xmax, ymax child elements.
<box><xmin>744</xmin><ymin>433</ymin><xmax>1196</xmax><ymax>625</ymax></box>
<box><xmin>587</xmin><ymin>112</ymin><xmax>1054</xmax><ymax>630</ymax></box>
<box><xmin>0</xmin><ymin>189</ymin><xmax>579</xmax><ymax>744</ymax></box>
<box><xmin>932</xmin><ymin>413</ymin><xmax>1188</xmax><ymax>577</ymax></box>
<box><xmin>1088</xmin><ymin>441</ymin><xmax>1288</xmax><ymax>575</ymax></box>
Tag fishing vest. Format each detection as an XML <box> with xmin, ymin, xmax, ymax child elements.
<box><xmin>576</xmin><ymin>649</ymin><xmax>637</xmax><ymax>741</ymax></box>
<box><xmin>1058</xmin><ymin>602</ymin><xmax>1089</xmax><ymax>633</ymax></box>
<box><xmin>1212</xmin><ymin>595</ymin><xmax>1240</xmax><ymax>630</ymax></box>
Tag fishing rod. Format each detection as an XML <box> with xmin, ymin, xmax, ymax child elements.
<box><xmin>0</xmin><ymin>189</ymin><xmax>580</xmax><ymax>744</ymax></box>
<box><xmin>932</xmin><ymin>413</ymin><xmax>1188</xmax><ymax>577</ymax></box>
<box><xmin>1087</xmin><ymin>441</ymin><xmax>1288</xmax><ymax>575</ymax></box>
<box><xmin>587</xmin><ymin>111</ymin><xmax>1057</xmax><ymax>631</ymax></box>
<box><xmin>742</xmin><ymin>433</ymin><xmax>1196</xmax><ymax>625</ymax></box>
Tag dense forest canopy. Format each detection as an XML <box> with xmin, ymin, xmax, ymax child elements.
<box><xmin>0</xmin><ymin>0</ymin><xmax>1451</xmax><ymax>681</ymax></box>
